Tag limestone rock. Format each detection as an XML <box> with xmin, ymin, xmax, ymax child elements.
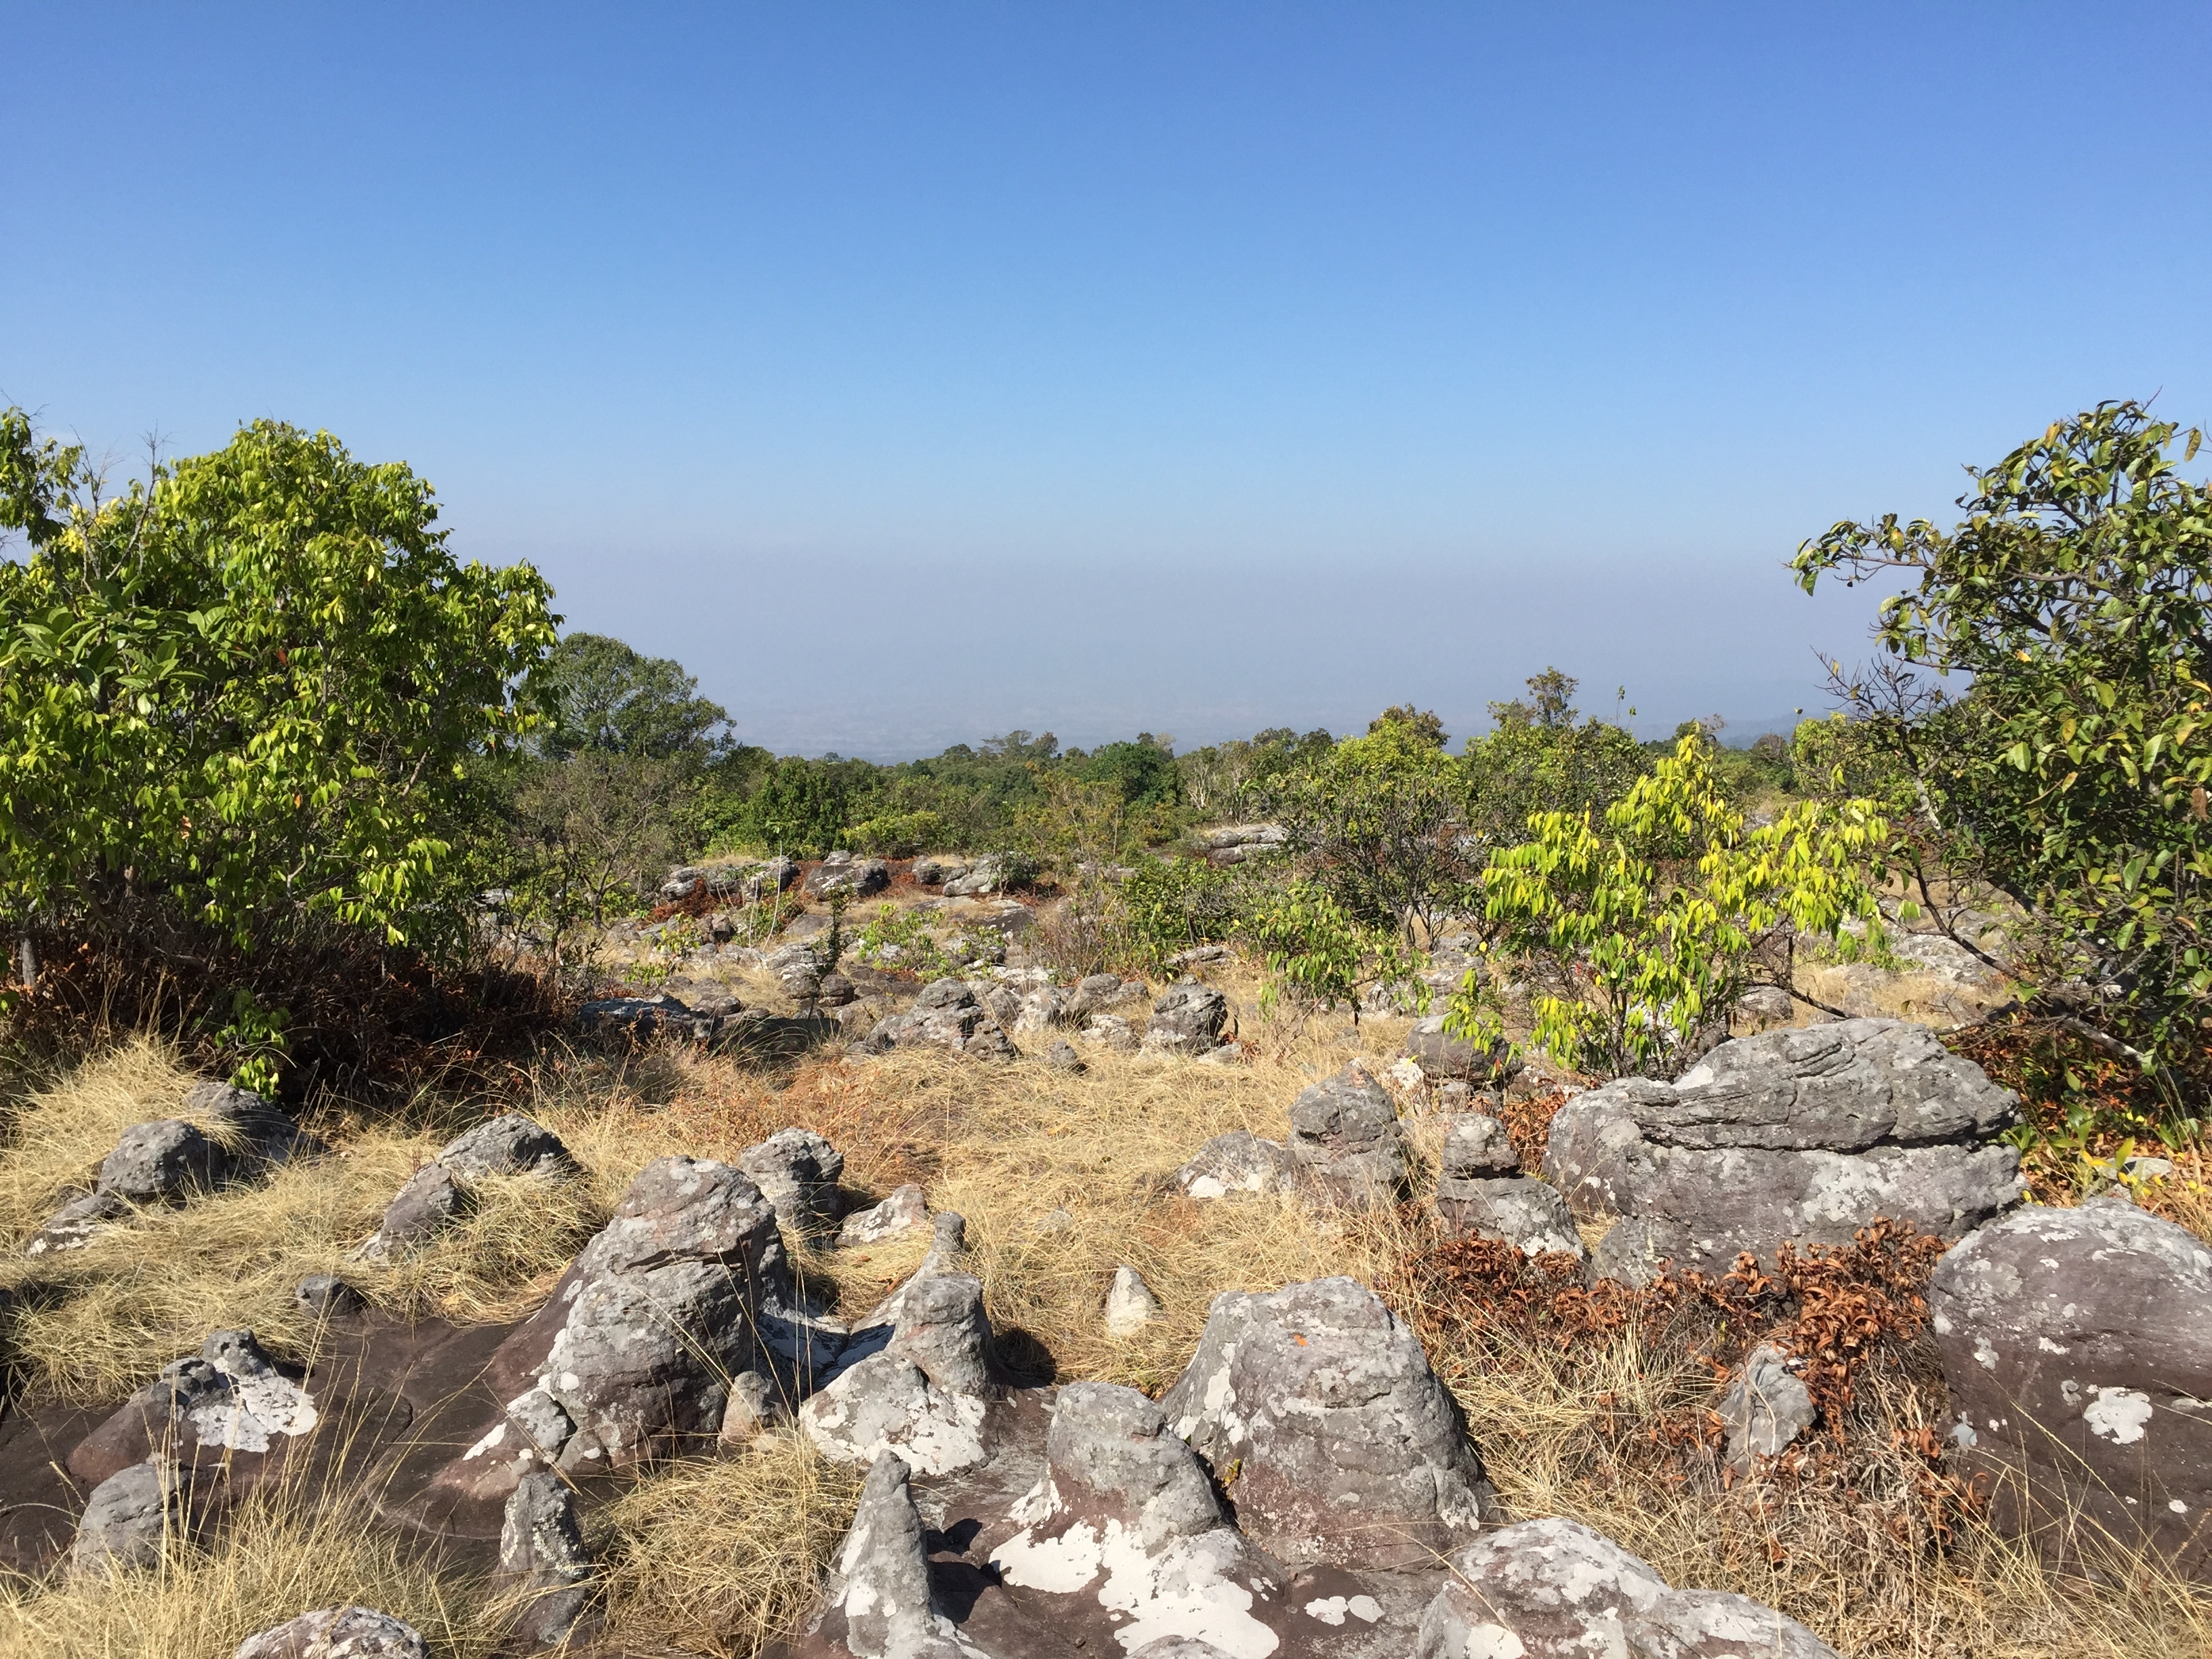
<box><xmin>1145</xmin><ymin>979</ymin><xmax>1230</xmax><ymax>1056</ymax></box>
<box><xmin>884</xmin><ymin>1273</ymin><xmax>994</xmax><ymax>1396</ymax></box>
<box><xmin>1172</xmin><ymin>1130</ymin><xmax>1296</xmax><ymax>1201</ymax></box>
<box><xmin>70</xmin><ymin>1328</ymin><xmax>320</xmax><ymax>1482</ymax></box>
<box><xmin>737</xmin><ymin>1127</ymin><xmax>848</xmax><ymax>1240</ymax></box>
<box><xmin>97</xmin><ymin>1119</ymin><xmax>224</xmax><ymax>1204</ymax></box>
<box><xmin>68</xmin><ymin>1458</ymin><xmax>178</xmax><ymax>1577</ymax></box>
<box><xmin>1405</xmin><ymin>1014</ymin><xmax>1499</xmax><ymax>1080</ymax></box>
<box><xmin>1104</xmin><ymin>1265</ymin><xmax>1162</xmax><ymax>1338</ymax></box>
<box><xmin>1286</xmin><ymin>1063</ymin><xmax>1408</xmax><ymax>1207</ymax></box>
<box><xmin>717</xmin><ymin>1370</ymin><xmax>790</xmax><ymax>1447</ymax></box>
<box><xmin>805</xmin><ymin>854</ymin><xmax>890</xmax><ymax>899</ymax></box>
<box><xmin>354</xmin><ymin>1163</ymin><xmax>463</xmax><ymax>1261</ymax></box>
<box><xmin>499</xmin><ymin>1467</ymin><xmax>594</xmax><ymax>1647</ymax></box>
<box><xmin>1046</xmin><ymin>1039</ymin><xmax>1087</xmax><ymax>1073</ymax></box>
<box><xmin>232</xmin><ymin>1605</ymin><xmax>428</xmax><ymax>1659</ymax></box>
<box><xmin>293</xmin><ymin>1274</ymin><xmax>364</xmax><ymax>1321</ymax></box>
<box><xmin>1087</xmin><ymin>1013</ymin><xmax>1140</xmax><ymax>1053</ymax></box>
<box><xmin>1929</xmin><ymin>1195</ymin><xmax>2212</xmax><ymax>1571</ymax></box>
<box><xmin>1416</xmin><ymin>1518</ymin><xmax>1839</xmax><ymax>1658</ymax></box>
<box><xmin>820</xmin><ymin>1452</ymin><xmax>963</xmax><ymax>1659</ymax></box>
<box><xmin>435</xmin><ymin>1113</ymin><xmax>573</xmax><ymax>1181</ymax></box>
<box><xmin>838</xmin><ymin>1183</ymin><xmax>930</xmax><ymax>1246</ymax></box>
<box><xmin>862</xmin><ymin>979</ymin><xmax>1017</xmax><ymax>1061</ymax></box>
<box><xmin>1161</xmin><ymin>1276</ymin><xmax>1498</xmax><ymax>1568</ymax></box>
<box><xmin>1439</xmin><ymin>1112</ymin><xmax>1522</xmax><ymax>1177</ymax></box>
<box><xmin>798</xmin><ymin>1353</ymin><xmax>988</xmax><ymax>1477</ymax></box>
<box><xmin>1547</xmin><ymin>1019</ymin><xmax>2024</xmax><ymax>1281</ymax></box>
<box><xmin>1435</xmin><ymin>1175</ymin><xmax>1586</xmax><ymax>1260</ymax></box>
<box><xmin>1719</xmin><ymin>1344</ymin><xmax>1815</xmax><ymax>1469</ymax></box>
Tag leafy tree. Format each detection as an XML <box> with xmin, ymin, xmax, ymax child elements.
<box><xmin>1463</xmin><ymin>671</ymin><xmax>1648</xmax><ymax>859</ymax></box>
<box><xmin>1118</xmin><ymin>855</ymin><xmax>1246</xmax><ymax>968</ymax></box>
<box><xmin>1255</xmin><ymin>726</ymin><xmax>1479</xmax><ymax>945</ymax></box>
<box><xmin>531</xmin><ymin>632</ymin><xmax>730</xmax><ymax>760</ymax></box>
<box><xmin>1488</xmin><ymin>665</ymin><xmax>1580</xmax><ymax>730</ymax></box>
<box><xmin>497</xmin><ymin>751</ymin><xmax>697</xmax><ymax>973</ymax></box>
<box><xmin>1448</xmin><ymin>736</ymin><xmax>1889</xmax><ymax>1079</ymax></box>
<box><xmin>0</xmin><ymin>411</ymin><xmax>556</xmax><ymax>954</ymax></box>
<box><xmin>1174</xmin><ymin>726</ymin><xmax>1334</xmax><ymax>818</ymax></box>
<box><xmin>1078</xmin><ymin>737</ymin><xmax>1181</xmax><ymax>808</ymax></box>
<box><xmin>1240</xmin><ymin>878</ymin><xmax>1426</xmax><ymax>1024</ymax></box>
<box><xmin>1367</xmin><ymin>705</ymin><xmax>1448</xmax><ymax>750</ymax></box>
<box><xmin>741</xmin><ymin>758</ymin><xmax>852</xmax><ymax>858</ymax></box>
<box><xmin>1793</xmin><ymin>401</ymin><xmax>2212</xmax><ymax>1073</ymax></box>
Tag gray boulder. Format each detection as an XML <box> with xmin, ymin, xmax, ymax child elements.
<box><xmin>1547</xmin><ymin>1019</ymin><xmax>2024</xmax><ymax>1281</ymax></box>
<box><xmin>97</xmin><ymin>1119</ymin><xmax>224</xmax><ymax>1204</ymax></box>
<box><xmin>798</xmin><ymin>1353</ymin><xmax>989</xmax><ymax>1477</ymax></box>
<box><xmin>1286</xmin><ymin>1063</ymin><xmax>1408</xmax><ymax>1206</ymax></box>
<box><xmin>884</xmin><ymin>1273</ymin><xmax>994</xmax><ymax>1396</ymax></box>
<box><xmin>68</xmin><ymin>1458</ymin><xmax>178</xmax><ymax>1577</ymax></box>
<box><xmin>436</xmin><ymin>1113</ymin><xmax>573</xmax><ymax>1181</ymax></box>
<box><xmin>819</xmin><ymin>1452</ymin><xmax>963</xmax><ymax>1659</ymax></box>
<box><xmin>1086</xmin><ymin>1012</ymin><xmax>1140</xmax><ymax>1053</ymax></box>
<box><xmin>576</xmin><ymin>993</ymin><xmax>716</xmax><ymax>1042</ymax></box>
<box><xmin>1172</xmin><ymin>1130</ymin><xmax>1296</xmax><ymax>1201</ymax></box>
<box><xmin>1406</xmin><ymin>1014</ymin><xmax>1499</xmax><ymax>1080</ymax></box>
<box><xmin>737</xmin><ymin>1127</ymin><xmax>847</xmax><ymax>1239</ymax></box>
<box><xmin>1439</xmin><ymin>1111</ymin><xmax>1522</xmax><ymax>1177</ymax></box>
<box><xmin>294</xmin><ymin>1274</ymin><xmax>364</xmax><ymax>1321</ymax></box>
<box><xmin>354</xmin><ymin>1163</ymin><xmax>462</xmax><ymax>1262</ymax></box>
<box><xmin>806</xmin><ymin>854</ymin><xmax>890</xmax><ymax>899</ymax></box>
<box><xmin>1719</xmin><ymin>1344</ymin><xmax>1816</xmax><ymax>1469</ymax></box>
<box><xmin>1435</xmin><ymin>1174</ymin><xmax>1586</xmax><ymax>1261</ymax></box>
<box><xmin>72</xmin><ymin>1329</ymin><xmax>320</xmax><ymax>1476</ymax></box>
<box><xmin>499</xmin><ymin>1467</ymin><xmax>594</xmax><ymax>1648</ymax></box>
<box><xmin>1415</xmin><ymin>1518</ymin><xmax>1839</xmax><ymax>1659</ymax></box>
<box><xmin>1929</xmin><ymin>1195</ymin><xmax>2212</xmax><ymax>1572</ymax></box>
<box><xmin>1161</xmin><ymin>1276</ymin><xmax>1498</xmax><ymax>1568</ymax></box>
<box><xmin>232</xmin><ymin>1606</ymin><xmax>428</xmax><ymax>1659</ymax></box>
<box><xmin>861</xmin><ymin>979</ymin><xmax>1017</xmax><ymax>1061</ymax></box>
<box><xmin>837</xmin><ymin>1183</ymin><xmax>930</xmax><ymax>1246</ymax></box>
<box><xmin>1065</xmin><ymin>972</ymin><xmax>1132</xmax><ymax>1022</ymax></box>
<box><xmin>1144</xmin><ymin>979</ymin><xmax>1229</xmax><ymax>1055</ymax></box>
<box><xmin>1045</xmin><ymin>1039</ymin><xmax>1087</xmax><ymax>1074</ymax></box>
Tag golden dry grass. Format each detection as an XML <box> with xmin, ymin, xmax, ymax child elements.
<box><xmin>8</xmin><ymin>977</ymin><xmax>2212</xmax><ymax>1658</ymax></box>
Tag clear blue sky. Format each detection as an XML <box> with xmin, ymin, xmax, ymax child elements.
<box><xmin>7</xmin><ymin>4</ymin><xmax>2209</xmax><ymax>756</ymax></box>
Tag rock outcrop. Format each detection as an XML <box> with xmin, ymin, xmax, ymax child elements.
<box><xmin>1433</xmin><ymin>1112</ymin><xmax>1584</xmax><ymax>1261</ymax></box>
<box><xmin>1929</xmin><ymin>1194</ymin><xmax>2212</xmax><ymax>1571</ymax></box>
<box><xmin>737</xmin><ymin>1127</ymin><xmax>847</xmax><ymax>1240</ymax></box>
<box><xmin>1546</xmin><ymin>1019</ymin><xmax>2023</xmax><ymax>1281</ymax></box>
<box><xmin>861</xmin><ymin>979</ymin><xmax>1019</xmax><ymax>1061</ymax></box>
<box><xmin>68</xmin><ymin>1458</ymin><xmax>178</xmax><ymax>1577</ymax></box>
<box><xmin>801</xmin><ymin>1271</ymin><xmax>996</xmax><ymax>1477</ymax></box>
<box><xmin>232</xmin><ymin>1605</ymin><xmax>428</xmax><ymax>1659</ymax></box>
<box><xmin>1161</xmin><ymin>1276</ymin><xmax>1498</xmax><ymax>1568</ymax></box>
<box><xmin>1145</xmin><ymin>981</ymin><xmax>1230</xmax><ymax>1057</ymax></box>
<box><xmin>1286</xmin><ymin>1063</ymin><xmax>1408</xmax><ymax>1208</ymax></box>
<box><xmin>1172</xmin><ymin>1130</ymin><xmax>1296</xmax><ymax>1201</ymax></box>
<box><xmin>356</xmin><ymin>1113</ymin><xmax>574</xmax><ymax>1261</ymax></box>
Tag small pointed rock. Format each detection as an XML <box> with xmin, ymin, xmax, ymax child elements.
<box><xmin>1103</xmin><ymin>1265</ymin><xmax>1162</xmax><ymax>1338</ymax></box>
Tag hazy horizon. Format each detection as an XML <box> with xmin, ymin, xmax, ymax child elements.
<box><xmin>8</xmin><ymin>4</ymin><xmax>2208</xmax><ymax>761</ymax></box>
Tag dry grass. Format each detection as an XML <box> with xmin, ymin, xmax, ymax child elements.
<box><xmin>0</xmin><ymin>1481</ymin><xmax>506</xmax><ymax>1659</ymax></box>
<box><xmin>596</xmin><ymin>1432</ymin><xmax>861</xmax><ymax>1658</ymax></box>
<box><xmin>10</xmin><ymin>979</ymin><xmax>2212</xmax><ymax>1657</ymax></box>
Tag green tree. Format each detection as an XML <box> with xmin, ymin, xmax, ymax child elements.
<box><xmin>1463</xmin><ymin>670</ymin><xmax>1648</xmax><ymax>859</ymax></box>
<box><xmin>1367</xmin><ymin>705</ymin><xmax>1448</xmax><ymax>750</ymax></box>
<box><xmin>530</xmin><ymin>632</ymin><xmax>730</xmax><ymax>760</ymax></box>
<box><xmin>742</xmin><ymin>758</ymin><xmax>851</xmax><ymax>857</ymax></box>
<box><xmin>1078</xmin><ymin>737</ymin><xmax>1181</xmax><ymax>808</ymax></box>
<box><xmin>0</xmin><ymin>411</ymin><xmax>556</xmax><ymax>953</ymax></box>
<box><xmin>1793</xmin><ymin>401</ymin><xmax>2212</xmax><ymax>1073</ymax></box>
<box><xmin>1448</xmin><ymin>736</ymin><xmax>1888</xmax><ymax>1079</ymax></box>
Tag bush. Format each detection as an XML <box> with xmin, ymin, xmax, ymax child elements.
<box><xmin>0</xmin><ymin>411</ymin><xmax>555</xmax><ymax>958</ymax></box>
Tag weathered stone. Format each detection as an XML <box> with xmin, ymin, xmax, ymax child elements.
<box><xmin>293</xmin><ymin>1274</ymin><xmax>364</xmax><ymax>1321</ymax></box>
<box><xmin>1414</xmin><ymin>1518</ymin><xmax>1839</xmax><ymax>1659</ymax></box>
<box><xmin>1065</xmin><ymin>972</ymin><xmax>1132</xmax><ymax>1023</ymax></box>
<box><xmin>798</xmin><ymin>1353</ymin><xmax>989</xmax><ymax>1477</ymax></box>
<box><xmin>435</xmin><ymin>1114</ymin><xmax>573</xmax><ymax>1181</ymax></box>
<box><xmin>68</xmin><ymin>1458</ymin><xmax>178</xmax><ymax>1577</ymax></box>
<box><xmin>1145</xmin><ymin>979</ymin><xmax>1229</xmax><ymax>1055</ymax></box>
<box><xmin>1435</xmin><ymin>1175</ymin><xmax>1586</xmax><ymax>1261</ymax></box>
<box><xmin>576</xmin><ymin>994</ymin><xmax>715</xmax><ymax>1042</ymax></box>
<box><xmin>1161</xmin><ymin>1276</ymin><xmax>1498</xmax><ymax>1568</ymax></box>
<box><xmin>837</xmin><ymin>1183</ymin><xmax>930</xmax><ymax>1246</ymax></box>
<box><xmin>944</xmin><ymin>857</ymin><xmax>1008</xmax><ymax>897</ymax></box>
<box><xmin>72</xmin><ymin>1329</ymin><xmax>321</xmax><ymax>1482</ymax></box>
<box><xmin>1104</xmin><ymin>1265</ymin><xmax>1162</xmax><ymax>1338</ymax></box>
<box><xmin>989</xmin><ymin>1381</ymin><xmax>1282</xmax><ymax>1657</ymax></box>
<box><xmin>815</xmin><ymin>970</ymin><xmax>857</xmax><ymax>1006</ymax></box>
<box><xmin>1286</xmin><ymin>1063</ymin><xmax>1408</xmax><ymax>1206</ymax></box>
<box><xmin>821</xmin><ymin>1452</ymin><xmax>963</xmax><ymax>1659</ymax></box>
<box><xmin>22</xmin><ymin>1189</ymin><xmax>127</xmax><ymax>1255</ymax></box>
<box><xmin>1929</xmin><ymin>1195</ymin><xmax>2212</xmax><ymax>1571</ymax></box>
<box><xmin>1719</xmin><ymin>1344</ymin><xmax>1815</xmax><ymax>1469</ymax></box>
<box><xmin>806</xmin><ymin>855</ymin><xmax>890</xmax><ymax>899</ymax></box>
<box><xmin>1405</xmin><ymin>1014</ymin><xmax>1499</xmax><ymax>1080</ymax></box>
<box><xmin>98</xmin><ymin>1119</ymin><xmax>223</xmax><ymax>1204</ymax></box>
<box><xmin>499</xmin><ymin>1467</ymin><xmax>594</xmax><ymax>1647</ymax></box>
<box><xmin>1046</xmin><ymin>1039</ymin><xmax>1087</xmax><ymax>1074</ymax></box>
<box><xmin>1548</xmin><ymin>1019</ymin><xmax>2024</xmax><ymax>1281</ymax></box>
<box><xmin>861</xmin><ymin>979</ymin><xmax>1017</xmax><ymax>1061</ymax></box>
<box><xmin>1439</xmin><ymin>1112</ymin><xmax>1522</xmax><ymax>1177</ymax></box>
<box><xmin>737</xmin><ymin>1127</ymin><xmax>847</xmax><ymax>1239</ymax></box>
<box><xmin>912</xmin><ymin>857</ymin><xmax>966</xmax><ymax>886</ymax></box>
<box><xmin>717</xmin><ymin>1370</ymin><xmax>790</xmax><ymax>1448</ymax></box>
<box><xmin>1172</xmin><ymin>1130</ymin><xmax>1296</xmax><ymax>1201</ymax></box>
<box><xmin>884</xmin><ymin>1273</ymin><xmax>994</xmax><ymax>1397</ymax></box>
<box><xmin>232</xmin><ymin>1605</ymin><xmax>428</xmax><ymax>1659</ymax></box>
<box><xmin>1087</xmin><ymin>1013</ymin><xmax>1140</xmax><ymax>1053</ymax></box>
<box><xmin>355</xmin><ymin>1163</ymin><xmax>463</xmax><ymax>1261</ymax></box>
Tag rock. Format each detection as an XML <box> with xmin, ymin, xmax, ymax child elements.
<box><xmin>805</xmin><ymin>853</ymin><xmax>891</xmax><ymax>899</ymax></box>
<box><xmin>1547</xmin><ymin>1018</ymin><xmax>2024</xmax><ymax>1282</ymax></box>
<box><xmin>1145</xmin><ymin>980</ymin><xmax>1230</xmax><ymax>1054</ymax></box>
<box><xmin>989</xmin><ymin>1381</ymin><xmax>1281</xmax><ymax>1657</ymax></box>
<box><xmin>1168</xmin><ymin>945</ymin><xmax>1235</xmax><ymax>968</ymax></box>
<box><xmin>434</xmin><ymin>1113</ymin><xmax>573</xmax><ymax>1181</ymax></box>
<box><xmin>354</xmin><ymin>1163</ymin><xmax>463</xmax><ymax>1261</ymax></box>
<box><xmin>978</xmin><ymin>981</ymin><xmax>1024</xmax><ymax>1029</ymax></box>
<box><xmin>1890</xmin><ymin>930</ymin><xmax>2006</xmax><ymax>987</ymax></box>
<box><xmin>815</xmin><ymin>970</ymin><xmax>857</xmax><ymax>1006</ymax></box>
<box><xmin>1439</xmin><ymin>1112</ymin><xmax>1521</xmax><ymax>1177</ymax></box>
<box><xmin>1173</xmin><ymin>1130</ymin><xmax>1297</xmax><ymax>1201</ymax></box>
<box><xmin>1719</xmin><ymin>1344</ymin><xmax>1815</xmax><ymax>1469</ymax></box>
<box><xmin>717</xmin><ymin>1370</ymin><xmax>790</xmax><ymax>1447</ymax></box>
<box><xmin>1414</xmin><ymin>1517</ymin><xmax>1839</xmax><ymax>1659</ymax></box>
<box><xmin>1104</xmin><ymin>1265</ymin><xmax>1162</xmax><ymax>1337</ymax></box>
<box><xmin>1087</xmin><ymin>1013</ymin><xmax>1140</xmax><ymax>1053</ymax></box>
<box><xmin>72</xmin><ymin>1329</ymin><xmax>321</xmax><ymax>1481</ymax></box>
<box><xmin>1928</xmin><ymin>1194</ymin><xmax>2212</xmax><ymax>1571</ymax></box>
<box><xmin>1734</xmin><ymin>985</ymin><xmax>1797</xmax><ymax>1025</ymax></box>
<box><xmin>1013</xmin><ymin>985</ymin><xmax>1069</xmax><ymax>1033</ymax></box>
<box><xmin>798</xmin><ymin>1353</ymin><xmax>989</xmax><ymax>1477</ymax></box>
<box><xmin>912</xmin><ymin>857</ymin><xmax>966</xmax><ymax>886</ymax></box>
<box><xmin>861</xmin><ymin>979</ymin><xmax>1017</xmax><ymax>1061</ymax></box>
<box><xmin>1197</xmin><ymin>1043</ymin><xmax>1244</xmax><ymax>1067</ymax></box>
<box><xmin>1045</xmin><ymin>1039</ymin><xmax>1087</xmax><ymax>1074</ymax></box>
<box><xmin>1034</xmin><ymin>1206</ymin><xmax>1074</xmax><ymax>1234</ymax></box>
<box><xmin>820</xmin><ymin>1452</ymin><xmax>963</xmax><ymax>1659</ymax></box>
<box><xmin>737</xmin><ymin>1127</ymin><xmax>847</xmax><ymax>1239</ymax></box>
<box><xmin>838</xmin><ymin>1184</ymin><xmax>930</xmax><ymax>1246</ymax></box>
<box><xmin>885</xmin><ymin>1273</ymin><xmax>994</xmax><ymax>1396</ymax></box>
<box><xmin>1128</xmin><ymin>1643</ymin><xmax>1239</xmax><ymax>1659</ymax></box>
<box><xmin>293</xmin><ymin>1274</ymin><xmax>364</xmax><ymax>1321</ymax></box>
<box><xmin>499</xmin><ymin>1467</ymin><xmax>594</xmax><ymax>1647</ymax></box>
<box><xmin>22</xmin><ymin>1189</ymin><xmax>127</xmax><ymax>1255</ymax></box>
<box><xmin>96</xmin><ymin>1119</ymin><xmax>223</xmax><ymax>1203</ymax></box>
<box><xmin>1286</xmin><ymin>1063</ymin><xmax>1408</xmax><ymax>1206</ymax></box>
<box><xmin>68</xmin><ymin>1458</ymin><xmax>178</xmax><ymax>1576</ymax></box>
<box><xmin>1161</xmin><ymin>1276</ymin><xmax>1498</xmax><ymax>1568</ymax></box>
<box><xmin>1405</xmin><ymin>1015</ymin><xmax>1499</xmax><ymax>1080</ymax></box>
<box><xmin>1435</xmin><ymin>1175</ymin><xmax>1586</xmax><ymax>1261</ymax></box>
<box><xmin>576</xmin><ymin>994</ymin><xmax>715</xmax><ymax>1042</ymax></box>
<box><xmin>1197</xmin><ymin>823</ymin><xmax>1286</xmax><ymax>853</ymax></box>
<box><xmin>1065</xmin><ymin>972</ymin><xmax>1132</xmax><ymax>1022</ymax></box>
<box><xmin>232</xmin><ymin>1605</ymin><xmax>429</xmax><ymax>1659</ymax></box>
<box><xmin>944</xmin><ymin>857</ymin><xmax>1008</xmax><ymax>897</ymax></box>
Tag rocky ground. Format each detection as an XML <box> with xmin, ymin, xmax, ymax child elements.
<box><xmin>3</xmin><ymin>857</ymin><xmax>2209</xmax><ymax>1659</ymax></box>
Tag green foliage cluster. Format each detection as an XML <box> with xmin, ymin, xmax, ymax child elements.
<box><xmin>0</xmin><ymin>410</ymin><xmax>556</xmax><ymax>957</ymax></box>
<box><xmin>1795</xmin><ymin>401</ymin><xmax>2212</xmax><ymax>1075</ymax></box>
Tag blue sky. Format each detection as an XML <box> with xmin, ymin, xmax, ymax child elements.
<box><xmin>6</xmin><ymin>3</ymin><xmax>2209</xmax><ymax>756</ymax></box>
